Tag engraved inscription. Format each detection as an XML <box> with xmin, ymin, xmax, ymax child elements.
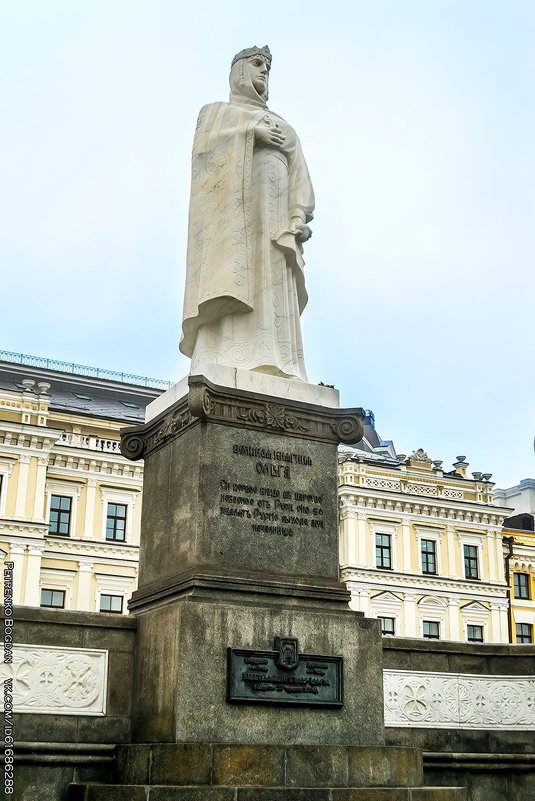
<box><xmin>216</xmin><ymin>442</ymin><xmax>327</xmax><ymax>539</ymax></box>
<box><xmin>219</xmin><ymin>479</ymin><xmax>324</xmax><ymax>536</ymax></box>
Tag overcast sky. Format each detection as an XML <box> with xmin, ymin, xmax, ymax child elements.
<box><xmin>1</xmin><ymin>1</ymin><xmax>533</xmax><ymax>490</ymax></box>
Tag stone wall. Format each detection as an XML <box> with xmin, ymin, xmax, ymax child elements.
<box><xmin>5</xmin><ymin>605</ymin><xmax>136</xmax><ymax>801</ymax></box>
<box><xmin>383</xmin><ymin>637</ymin><xmax>535</xmax><ymax>801</ymax></box>
<box><xmin>6</xmin><ymin>613</ymin><xmax>535</xmax><ymax>801</ymax></box>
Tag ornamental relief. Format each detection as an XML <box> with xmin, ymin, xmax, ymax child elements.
<box><xmin>443</xmin><ymin>488</ymin><xmax>464</xmax><ymax>500</ymax></box>
<box><xmin>363</xmin><ymin>477</ymin><xmax>401</xmax><ymax>491</ymax></box>
<box><xmin>236</xmin><ymin>402</ymin><xmax>309</xmax><ymax>433</ymax></box>
<box><xmin>120</xmin><ymin>376</ymin><xmax>365</xmax><ymax>457</ymax></box>
<box><xmin>154</xmin><ymin>408</ymin><xmax>193</xmax><ymax>445</ymax></box>
<box><xmin>407</xmin><ymin>482</ymin><xmax>438</xmax><ymax>496</ymax></box>
<box><xmin>187</xmin><ymin>376</ymin><xmax>364</xmax><ymax>445</ymax></box>
<box><xmin>0</xmin><ymin>644</ymin><xmax>107</xmax><ymax>716</ymax></box>
<box><xmin>384</xmin><ymin>669</ymin><xmax>535</xmax><ymax>729</ymax></box>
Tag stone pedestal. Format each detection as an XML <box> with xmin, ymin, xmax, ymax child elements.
<box><xmin>67</xmin><ymin>373</ymin><xmax>468</xmax><ymax>799</ymax></box>
<box><xmin>120</xmin><ymin>375</ymin><xmax>385</xmax><ymax>746</ymax></box>
<box><xmin>131</xmin><ymin>599</ymin><xmax>383</xmax><ymax>745</ymax></box>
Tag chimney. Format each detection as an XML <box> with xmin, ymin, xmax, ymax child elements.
<box><xmin>453</xmin><ymin>456</ymin><xmax>469</xmax><ymax>478</ymax></box>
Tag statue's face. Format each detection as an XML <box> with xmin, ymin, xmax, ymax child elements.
<box><xmin>246</xmin><ymin>56</ymin><xmax>269</xmax><ymax>95</ymax></box>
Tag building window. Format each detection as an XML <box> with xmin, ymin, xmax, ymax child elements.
<box><xmin>106</xmin><ymin>503</ymin><xmax>127</xmax><ymax>542</ymax></box>
<box><xmin>378</xmin><ymin>616</ymin><xmax>395</xmax><ymax>636</ymax></box>
<box><xmin>99</xmin><ymin>594</ymin><xmax>123</xmax><ymax>613</ymax></box>
<box><xmin>375</xmin><ymin>533</ymin><xmax>392</xmax><ymax>569</ymax></box>
<box><xmin>463</xmin><ymin>544</ymin><xmax>480</xmax><ymax>580</ymax></box>
<box><xmin>513</xmin><ymin>573</ymin><xmax>530</xmax><ymax>600</ymax></box>
<box><xmin>0</xmin><ymin>471</ymin><xmax>6</xmax><ymax>516</ymax></box>
<box><xmin>49</xmin><ymin>495</ymin><xmax>72</xmax><ymax>536</ymax></box>
<box><xmin>422</xmin><ymin>620</ymin><xmax>440</xmax><ymax>640</ymax></box>
<box><xmin>40</xmin><ymin>589</ymin><xmax>66</xmax><ymax>608</ymax></box>
<box><xmin>467</xmin><ymin>624</ymin><xmax>484</xmax><ymax>643</ymax></box>
<box><xmin>421</xmin><ymin>539</ymin><xmax>437</xmax><ymax>574</ymax></box>
<box><xmin>516</xmin><ymin>623</ymin><xmax>533</xmax><ymax>644</ymax></box>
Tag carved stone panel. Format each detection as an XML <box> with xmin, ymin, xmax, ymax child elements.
<box><xmin>384</xmin><ymin>669</ymin><xmax>535</xmax><ymax>729</ymax></box>
<box><xmin>1</xmin><ymin>643</ymin><xmax>108</xmax><ymax>716</ymax></box>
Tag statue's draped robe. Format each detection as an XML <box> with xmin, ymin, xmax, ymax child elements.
<box><xmin>180</xmin><ymin>71</ymin><xmax>314</xmax><ymax>380</ymax></box>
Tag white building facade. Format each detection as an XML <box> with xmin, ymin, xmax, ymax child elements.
<box><xmin>339</xmin><ymin>448</ymin><xmax>512</xmax><ymax>643</ymax></box>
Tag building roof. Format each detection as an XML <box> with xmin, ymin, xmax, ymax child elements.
<box><xmin>0</xmin><ymin>357</ymin><xmax>166</xmax><ymax>424</ymax></box>
<box><xmin>503</xmin><ymin>513</ymin><xmax>535</xmax><ymax>533</ymax></box>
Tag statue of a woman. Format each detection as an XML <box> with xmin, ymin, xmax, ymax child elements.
<box><xmin>179</xmin><ymin>46</ymin><xmax>314</xmax><ymax>381</ymax></box>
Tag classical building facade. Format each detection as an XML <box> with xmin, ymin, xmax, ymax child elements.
<box><xmin>504</xmin><ymin>512</ymin><xmax>535</xmax><ymax>644</ymax></box>
<box><xmin>494</xmin><ymin>478</ymin><xmax>535</xmax><ymax>516</ymax></box>
<box><xmin>338</xmin><ymin>444</ymin><xmax>513</xmax><ymax>644</ymax></box>
<box><xmin>2</xmin><ymin>351</ymin><xmax>525</xmax><ymax>646</ymax></box>
<box><xmin>494</xmin><ymin>480</ymin><xmax>535</xmax><ymax>644</ymax></box>
<box><xmin>0</xmin><ymin>352</ymin><xmax>166</xmax><ymax>614</ymax></box>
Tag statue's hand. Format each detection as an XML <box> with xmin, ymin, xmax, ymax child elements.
<box><xmin>290</xmin><ymin>218</ymin><xmax>312</xmax><ymax>243</ymax></box>
<box><xmin>254</xmin><ymin>120</ymin><xmax>285</xmax><ymax>149</ymax></box>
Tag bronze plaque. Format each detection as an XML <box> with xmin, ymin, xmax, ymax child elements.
<box><xmin>227</xmin><ymin>638</ymin><xmax>343</xmax><ymax>707</ymax></box>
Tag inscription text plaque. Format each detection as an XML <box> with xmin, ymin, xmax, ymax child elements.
<box><xmin>227</xmin><ymin>637</ymin><xmax>343</xmax><ymax>708</ymax></box>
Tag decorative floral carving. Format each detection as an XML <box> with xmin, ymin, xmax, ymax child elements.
<box><xmin>409</xmin><ymin>449</ymin><xmax>431</xmax><ymax>463</ymax></box>
<box><xmin>237</xmin><ymin>402</ymin><xmax>308</xmax><ymax>433</ymax></box>
<box><xmin>384</xmin><ymin>670</ymin><xmax>535</xmax><ymax>729</ymax></box>
<box><xmin>0</xmin><ymin>644</ymin><xmax>107</xmax><ymax>716</ymax></box>
<box><xmin>206</xmin><ymin>149</ymin><xmax>230</xmax><ymax>175</ymax></box>
<box><xmin>122</xmin><ymin>376</ymin><xmax>365</xmax><ymax>453</ymax></box>
<box><xmin>154</xmin><ymin>410</ymin><xmax>191</xmax><ymax>446</ymax></box>
<box><xmin>122</xmin><ymin>398</ymin><xmax>195</xmax><ymax>461</ymax></box>
<box><xmin>61</xmin><ymin>660</ymin><xmax>98</xmax><ymax>705</ymax></box>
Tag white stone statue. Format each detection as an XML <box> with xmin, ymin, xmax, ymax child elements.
<box><xmin>179</xmin><ymin>46</ymin><xmax>315</xmax><ymax>382</ymax></box>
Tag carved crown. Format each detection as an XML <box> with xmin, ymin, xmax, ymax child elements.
<box><xmin>409</xmin><ymin>448</ymin><xmax>431</xmax><ymax>464</ymax></box>
<box><xmin>231</xmin><ymin>45</ymin><xmax>272</xmax><ymax>67</ymax></box>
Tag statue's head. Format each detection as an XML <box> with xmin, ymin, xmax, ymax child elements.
<box><xmin>230</xmin><ymin>45</ymin><xmax>271</xmax><ymax>104</ymax></box>
<box><xmin>231</xmin><ymin>45</ymin><xmax>272</xmax><ymax>69</ymax></box>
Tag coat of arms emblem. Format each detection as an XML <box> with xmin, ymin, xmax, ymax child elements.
<box><xmin>274</xmin><ymin>636</ymin><xmax>300</xmax><ymax>671</ymax></box>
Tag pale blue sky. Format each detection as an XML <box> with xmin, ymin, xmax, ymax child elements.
<box><xmin>1</xmin><ymin>1</ymin><xmax>533</xmax><ymax>489</ymax></box>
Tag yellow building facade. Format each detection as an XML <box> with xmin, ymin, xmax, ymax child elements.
<box><xmin>0</xmin><ymin>353</ymin><xmax>165</xmax><ymax>614</ymax></box>
<box><xmin>339</xmin><ymin>446</ymin><xmax>512</xmax><ymax>644</ymax></box>
<box><xmin>2</xmin><ymin>353</ymin><xmax>524</xmax><ymax>646</ymax></box>
<box><xmin>504</xmin><ymin>513</ymin><xmax>535</xmax><ymax>644</ymax></box>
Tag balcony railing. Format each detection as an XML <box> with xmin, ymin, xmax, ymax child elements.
<box><xmin>0</xmin><ymin>350</ymin><xmax>172</xmax><ymax>390</ymax></box>
<box><xmin>59</xmin><ymin>432</ymin><xmax>122</xmax><ymax>454</ymax></box>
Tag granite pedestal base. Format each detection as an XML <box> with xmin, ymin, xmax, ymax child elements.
<box><xmin>69</xmin><ymin>744</ymin><xmax>466</xmax><ymax>800</ymax></box>
<box><xmin>131</xmin><ymin>596</ymin><xmax>384</xmax><ymax>745</ymax></box>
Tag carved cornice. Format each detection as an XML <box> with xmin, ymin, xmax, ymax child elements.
<box><xmin>337</xmin><ymin>489</ymin><xmax>506</xmax><ymax>527</ymax></box>
<box><xmin>45</xmin><ymin>538</ymin><xmax>139</xmax><ymax>560</ymax></box>
<box><xmin>121</xmin><ymin>375</ymin><xmax>365</xmax><ymax>461</ymax></box>
<box><xmin>341</xmin><ymin>567</ymin><xmax>508</xmax><ymax>598</ymax></box>
<box><xmin>128</xmin><ymin>566</ymin><xmax>352</xmax><ymax>612</ymax></box>
<box><xmin>0</xmin><ymin>520</ymin><xmax>48</xmax><ymax>536</ymax></box>
<box><xmin>189</xmin><ymin>376</ymin><xmax>364</xmax><ymax>445</ymax></box>
<box><xmin>121</xmin><ymin>394</ymin><xmax>196</xmax><ymax>461</ymax></box>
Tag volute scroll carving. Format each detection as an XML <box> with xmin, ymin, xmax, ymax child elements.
<box><xmin>121</xmin><ymin>376</ymin><xmax>365</xmax><ymax>458</ymax></box>
<box><xmin>187</xmin><ymin>375</ymin><xmax>365</xmax><ymax>445</ymax></box>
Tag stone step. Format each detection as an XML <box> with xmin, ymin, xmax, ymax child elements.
<box><xmin>69</xmin><ymin>784</ymin><xmax>466</xmax><ymax>801</ymax></box>
<box><xmin>116</xmin><ymin>744</ymin><xmax>424</xmax><ymax>788</ymax></box>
